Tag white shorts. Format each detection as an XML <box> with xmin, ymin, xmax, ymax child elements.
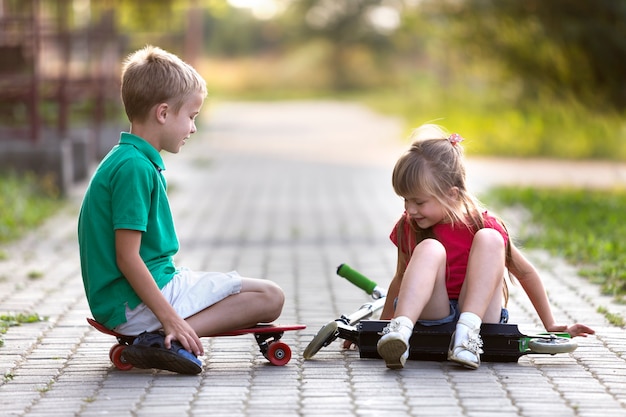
<box><xmin>114</xmin><ymin>268</ymin><xmax>242</xmax><ymax>335</ymax></box>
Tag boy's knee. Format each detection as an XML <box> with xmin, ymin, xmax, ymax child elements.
<box><xmin>264</xmin><ymin>282</ymin><xmax>285</xmax><ymax>318</ymax></box>
<box><xmin>271</xmin><ymin>283</ymin><xmax>285</xmax><ymax>307</ymax></box>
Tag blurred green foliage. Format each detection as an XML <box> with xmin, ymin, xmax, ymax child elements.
<box><xmin>489</xmin><ymin>187</ymin><xmax>626</xmax><ymax>302</ymax></box>
<box><xmin>436</xmin><ymin>0</ymin><xmax>626</xmax><ymax>110</ymax></box>
<box><xmin>354</xmin><ymin>76</ymin><xmax>626</xmax><ymax>160</ymax></box>
<box><xmin>187</xmin><ymin>0</ymin><xmax>626</xmax><ymax>161</ymax></box>
<box><xmin>4</xmin><ymin>0</ymin><xmax>624</xmax><ymax>160</ymax></box>
<box><xmin>0</xmin><ymin>173</ymin><xmax>64</xmax><ymax>243</ymax></box>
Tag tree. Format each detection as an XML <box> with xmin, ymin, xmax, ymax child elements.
<box><xmin>432</xmin><ymin>0</ymin><xmax>626</xmax><ymax>110</ymax></box>
<box><xmin>284</xmin><ymin>0</ymin><xmax>397</xmax><ymax>90</ymax></box>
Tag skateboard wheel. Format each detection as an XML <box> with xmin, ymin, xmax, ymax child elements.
<box><xmin>267</xmin><ymin>342</ymin><xmax>291</xmax><ymax>366</ymax></box>
<box><xmin>109</xmin><ymin>344</ymin><xmax>134</xmax><ymax>371</ymax></box>
<box><xmin>528</xmin><ymin>337</ymin><xmax>577</xmax><ymax>354</ymax></box>
<box><xmin>303</xmin><ymin>321</ymin><xmax>339</xmax><ymax>360</ymax></box>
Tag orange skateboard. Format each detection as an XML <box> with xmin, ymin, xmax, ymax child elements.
<box><xmin>87</xmin><ymin>318</ymin><xmax>305</xmax><ymax>370</ymax></box>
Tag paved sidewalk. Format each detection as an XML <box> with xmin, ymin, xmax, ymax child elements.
<box><xmin>1</xmin><ymin>100</ymin><xmax>625</xmax><ymax>417</ymax></box>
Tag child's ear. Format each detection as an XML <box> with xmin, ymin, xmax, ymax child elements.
<box><xmin>448</xmin><ymin>186</ymin><xmax>460</xmax><ymax>201</ymax></box>
<box><xmin>155</xmin><ymin>103</ymin><xmax>169</xmax><ymax>124</ymax></box>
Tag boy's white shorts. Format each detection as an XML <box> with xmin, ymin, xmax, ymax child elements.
<box><xmin>114</xmin><ymin>268</ymin><xmax>242</xmax><ymax>335</ymax></box>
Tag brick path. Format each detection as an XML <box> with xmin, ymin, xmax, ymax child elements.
<box><xmin>0</xmin><ymin>100</ymin><xmax>625</xmax><ymax>417</ymax></box>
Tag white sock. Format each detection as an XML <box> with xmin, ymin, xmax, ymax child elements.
<box><xmin>392</xmin><ymin>315</ymin><xmax>414</xmax><ymax>341</ymax></box>
<box><xmin>458</xmin><ymin>312</ymin><xmax>481</xmax><ymax>329</ymax></box>
<box><xmin>393</xmin><ymin>315</ymin><xmax>414</xmax><ymax>329</ymax></box>
<box><xmin>455</xmin><ymin>312</ymin><xmax>481</xmax><ymax>346</ymax></box>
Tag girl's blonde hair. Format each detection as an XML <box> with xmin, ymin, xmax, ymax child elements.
<box><xmin>392</xmin><ymin>124</ymin><xmax>513</xmax><ymax>304</ymax></box>
<box><xmin>121</xmin><ymin>45</ymin><xmax>208</xmax><ymax>123</ymax></box>
<box><xmin>392</xmin><ymin>124</ymin><xmax>485</xmax><ymax>230</ymax></box>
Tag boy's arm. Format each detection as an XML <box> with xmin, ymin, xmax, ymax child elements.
<box><xmin>115</xmin><ymin>229</ymin><xmax>204</xmax><ymax>355</ymax></box>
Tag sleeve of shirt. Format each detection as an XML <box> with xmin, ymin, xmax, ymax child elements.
<box><xmin>483</xmin><ymin>211</ymin><xmax>509</xmax><ymax>245</ymax></box>
<box><xmin>111</xmin><ymin>158</ymin><xmax>154</xmax><ymax>232</ymax></box>
<box><xmin>390</xmin><ymin>212</ymin><xmax>414</xmax><ymax>255</ymax></box>
<box><xmin>390</xmin><ymin>219</ymin><xmax>400</xmax><ymax>247</ymax></box>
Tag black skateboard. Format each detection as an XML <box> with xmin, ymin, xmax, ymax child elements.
<box><xmin>304</xmin><ymin>264</ymin><xmax>576</xmax><ymax>362</ymax></box>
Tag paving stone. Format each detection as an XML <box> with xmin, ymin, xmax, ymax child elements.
<box><xmin>1</xmin><ymin>101</ymin><xmax>625</xmax><ymax>416</ymax></box>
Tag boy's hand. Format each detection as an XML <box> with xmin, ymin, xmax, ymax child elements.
<box><xmin>162</xmin><ymin>317</ymin><xmax>204</xmax><ymax>356</ymax></box>
<box><xmin>115</xmin><ymin>229</ymin><xmax>204</xmax><ymax>356</ymax></box>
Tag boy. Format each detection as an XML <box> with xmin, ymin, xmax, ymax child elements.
<box><xmin>78</xmin><ymin>46</ymin><xmax>285</xmax><ymax>374</ymax></box>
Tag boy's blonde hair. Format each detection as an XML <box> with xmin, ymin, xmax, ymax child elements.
<box><xmin>121</xmin><ymin>45</ymin><xmax>208</xmax><ymax>122</ymax></box>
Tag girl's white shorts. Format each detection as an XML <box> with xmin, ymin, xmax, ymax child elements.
<box><xmin>114</xmin><ymin>268</ymin><xmax>242</xmax><ymax>335</ymax></box>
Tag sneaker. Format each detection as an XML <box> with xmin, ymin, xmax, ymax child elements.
<box><xmin>447</xmin><ymin>325</ymin><xmax>483</xmax><ymax>370</ymax></box>
<box><xmin>376</xmin><ymin>318</ymin><xmax>412</xmax><ymax>369</ymax></box>
<box><xmin>122</xmin><ymin>331</ymin><xmax>202</xmax><ymax>375</ymax></box>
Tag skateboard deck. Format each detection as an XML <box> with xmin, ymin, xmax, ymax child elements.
<box><xmin>358</xmin><ymin>320</ymin><xmax>576</xmax><ymax>363</ymax></box>
<box><xmin>305</xmin><ymin>264</ymin><xmax>576</xmax><ymax>363</ymax></box>
<box><xmin>87</xmin><ymin>318</ymin><xmax>305</xmax><ymax>370</ymax></box>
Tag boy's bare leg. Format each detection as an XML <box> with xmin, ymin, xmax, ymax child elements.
<box><xmin>185</xmin><ymin>278</ymin><xmax>285</xmax><ymax>336</ymax></box>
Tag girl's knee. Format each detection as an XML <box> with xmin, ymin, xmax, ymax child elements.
<box><xmin>473</xmin><ymin>228</ymin><xmax>505</xmax><ymax>251</ymax></box>
<box><xmin>414</xmin><ymin>238</ymin><xmax>446</xmax><ymax>259</ymax></box>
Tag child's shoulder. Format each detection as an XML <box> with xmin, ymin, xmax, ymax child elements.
<box><xmin>482</xmin><ymin>210</ymin><xmax>504</xmax><ymax>227</ymax></box>
<box><xmin>481</xmin><ymin>211</ymin><xmax>509</xmax><ymax>240</ymax></box>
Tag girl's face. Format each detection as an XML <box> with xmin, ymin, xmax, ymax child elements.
<box><xmin>403</xmin><ymin>192</ymin><xmax>447</xmax><ymax>229</ymax></box>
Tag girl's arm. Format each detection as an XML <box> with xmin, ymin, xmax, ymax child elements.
<box><xmin>115</xmin><ymin>229</ymin><xmax>204</xmax><ymax>355</ymax></box>
<box><xmin>380</xmin><ymin>249</ymin><xmax>409</xmax><ymax>320</ymax></box>
<box><xmin>507</xmin><ymin>243</ymin><xmax>595</xmax><ymax>337</ymax></box>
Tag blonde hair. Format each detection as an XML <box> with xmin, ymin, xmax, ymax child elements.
<box><xmin>392</xmin><ymin>124</ymin><xmax>484</xmax><ymax>229</ymax></box>
<box><xmin>121</xmin><ymin>45</ymin><xmax>207</xmax><ymax>122</ymax></box>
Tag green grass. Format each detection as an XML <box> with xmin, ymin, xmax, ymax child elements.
<box><xmin>488</xmin><ymin>187</ymin><xmax>626</xmax><ymax>302</ymax></box>
<box><xmin>0</xmin><ymin>172</ymin><xmax>64</xmax><ymax>243</ymax></box>
<box><xmin>0</xmin><ymin>173</ymin><xmax>57</xmax><ymax>349</ymax></box>
<box><xmin>0</xmin><ymin>313</ymin><xmax>46</xmax><ymax>347</ymax></box>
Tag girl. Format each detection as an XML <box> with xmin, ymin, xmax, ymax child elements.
<box><xmin>377</xmin><ymin>124</ymin><xmax>594</xmax><ymax>370</ymax></box>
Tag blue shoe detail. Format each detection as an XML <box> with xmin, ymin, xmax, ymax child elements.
<box><xmin>122</xmin><ymin>331</ymin><xmax>202</xmax><ymax>375</ymax></box>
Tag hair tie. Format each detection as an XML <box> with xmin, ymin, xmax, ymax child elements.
<box><xmin>448</xmin><ymin>133</ymin><xmax>463</xmax><ymax>146</ymax></box>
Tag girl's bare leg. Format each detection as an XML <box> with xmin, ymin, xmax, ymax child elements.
<box><xmin>458</xmin><ymin>228</ymin><xmax>506</xmax><ymax>321</ymax></box>
<box><xmin>395</xmin><ymin>238</ymin><xmax>451</xmax><ymax>321</ymax></box>
<box><xmin>450</xmin><ymin>228</ymin><xmax>506</xmax><ymax>369</ymax></box>
<box><xmin>378</xmin><ymin>238</ymin><xmax>450</xmax><ymax>369</ymax></box>
<box><xmin>185</xmin><ymin>278</ymin><xmax>284</xmax><ymax>337</ymax></box>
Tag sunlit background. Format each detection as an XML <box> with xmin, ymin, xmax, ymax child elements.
<box><xmin>0</xmin><ymin>0</ymin><xmax>625</xmax><ymax>302</ymax></box>
<box><xmin>0</xmin><ymin>0</ymin><xmax>625</xmax><ymax>193</ymax></box>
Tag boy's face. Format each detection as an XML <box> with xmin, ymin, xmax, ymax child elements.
<box><xmin>160</xmin><ymin>92</ymin><xmax>204</xmax><ymax>154</ymax></box>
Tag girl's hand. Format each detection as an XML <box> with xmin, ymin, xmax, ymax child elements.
<box><xmin>548</xmin><ymin>323</ymin><xmax>595</xmax><ymax>338</ymax></box>
<box><xmin>564</xmin><ymin>323</ymin><xmax>595</xmax><ymax>338</ymax></box>
<box><xmin>342</xmin><ymin>339</ymin><xmax>357</xmax><ymax>350</ymax></box>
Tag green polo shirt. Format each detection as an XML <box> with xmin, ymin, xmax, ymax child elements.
<box><xmin>78</xmin><ymin>132</ymin><xmax>179</xmax><ymax>329</ymax></box>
